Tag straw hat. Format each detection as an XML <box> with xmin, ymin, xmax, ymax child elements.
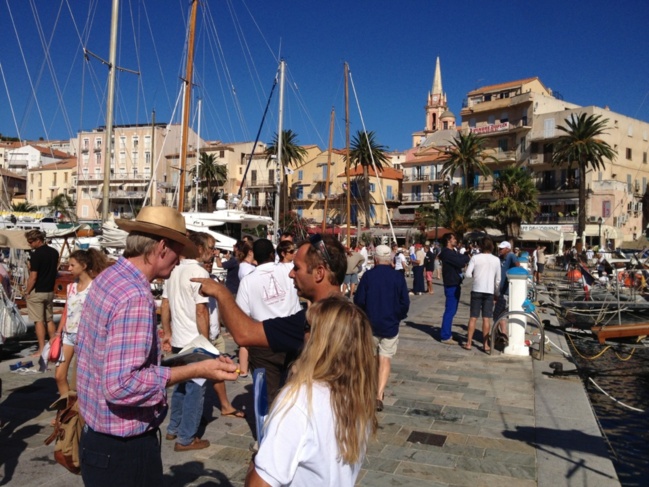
<box><xmin>116</xmin><ymin>206</ymin><xmax>197</xmax><ymax>258</ymax></box>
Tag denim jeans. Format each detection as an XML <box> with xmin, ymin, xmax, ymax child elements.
<box><xmin>167</xmin><ymin>380</ymin><xmax>206</xmax><ymax>445</ymax></box>
<box><xmin>441</xmin><ymin>285</ymin><xmax>461</xmax><ymax>340</ymax></box>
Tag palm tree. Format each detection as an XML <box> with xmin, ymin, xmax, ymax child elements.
<box><xmin>265</xmin><ymin>129</ymin><xmax>308</xmax><ymax>216</ymax></box>
<box><xmin>11</xmin><ymin>202</ymin><xmax>37</xmax><ymax>213</ymax></box>
<box><xmin>551</xmin><ymin>113</ymin><xmax>617</xmax><ymax>237</ymax></box>
<box><xmin>347</xmin><ymin>130</ymin><xmax>390</xmax><ymax>228</ymax></box>
<box><xmin>433</xmin><ymin>187</ymin><xmax>493</xmax><ymax>240</ymax></box>
<box><xmin>439</xmin><ymin>131</ymin><xmax>495</xmax><ymax>189</ymax></box>
<box><xmin>47</xmin><ymin>193</ymin><xmax>77</xmax><ymax>222</ymax></box>
<box><xmin>487</xmin><ymin>167</ymin><xmax>539</xmax><ymax>237</ymax></box>
<box><xmin>193</xmin><ymin>152</ymin><xmax>227</xmax><ymax>212</ymax></box>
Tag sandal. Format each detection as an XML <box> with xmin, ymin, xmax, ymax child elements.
<box><xmin>376</xmin><ymin>399</ymin><xmax>384</xmax><ymax>412</ymax></box>
<box><xmin>461</xmin><ymin>343</ymin><xmax>472</xmax><ymax>351</ymax></box>
<box><xmin>221</xmin><ymin>408</ymin><xmax>246</xmax><ymax>419</ymax></box>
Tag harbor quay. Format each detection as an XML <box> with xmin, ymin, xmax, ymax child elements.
<box><xmin>0</xmin><ymin>276</ymin><xmax>620</xmax><ymax>486</ymax></box>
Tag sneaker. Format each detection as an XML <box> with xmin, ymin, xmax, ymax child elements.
<box><xmin>174</xmin><ymin>437</ymin><xmax>210</xmax><ymax>451</ymax></box>
<box><xmin>165</xmin><ymin>433</ymin><xmax>177</xmax><ymax>441</ymax></box>
<box><xmin>441</xmin><ymin>338</ymin><xmax>457</xmax><ymax>345</ymax></box>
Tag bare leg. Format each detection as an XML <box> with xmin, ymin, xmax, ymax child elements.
<box><xmin>34</xmin><ymin>321</ymin><xmax>46</xmax><ymax>357</ymax></box>
<box><xmin>212</xmin><ymin>380</ymin><xmax>239</xmax><ymax>415</ymax></box>
<box><xmin>465</xmin><ymin>317</ymin><xmax>477</xmax><ymax>349</ymax></box>
<box><xmin>47</xmin><ymin>320</ymin><xmax>56</xmax><ymax>340</ymax></box>
<box><xmin>377</xmin><ymin>355</ymin><xmax>391</xmax><ymax>401</ymax></box>
<box><xmin>54</xmin><ymin>343</ymin><xmax>74</xmax><ymax>396</ymax></box>
<box><xmin>482</xmin><ymin>318</ymin><xmax>491</xmax><ymax>351</ymax></box>
<box><xmin>238</xmin><ymin>346</ymin><xmax>249</xmax><ymax>375</ymax></box>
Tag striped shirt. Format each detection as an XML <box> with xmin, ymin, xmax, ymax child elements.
<box><xmin>77</xmin><ymin>257</ymin><xmax>171</xmax><ymax>437</ymax></box>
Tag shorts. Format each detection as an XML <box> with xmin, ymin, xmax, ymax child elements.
<box><xmin>373</xmin><ymin>334</ymin><xmax>398</xmax><ymax>358</ymax></box>
<box><xmin>469</xmin><ymin>292</ymin><xmax>495</xmax><ymax>319</ymax></box>
<box><xmin>211</xmin><ymin>334</ymin><xmax>226</xmax><ymax>355</ymax></box>
<box><xmin>426</xmin><ymin>271</ymin><xmax>434</xmax><ymax>281</ymax></box>
<box><xmin>62</xmin><ymin>331</ymin><xmax>77</xmax><ymax>347</ymax></box>
<box><xmin>493</xmin><ymin>294</ymin><xmax>509</xmax><ymax>321</ymax></box>
<box><xmin>26</xmin><ymin>291</ymin><xmax>54</xmax><ymax>323</ymax></box>
<box><xmin>343</xmin><ymin>273</ymin><xmax>359</xmax><ymax>285</ymax></box>
<box><xmin>537</xmin><ymin>263</ymin><xmax>545</xmax><ymax>274</ymax></box>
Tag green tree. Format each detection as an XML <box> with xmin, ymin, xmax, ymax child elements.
<box><xmin>487</xmin><ymin>167</ymin><xmax>539</xmax><ymax>238</ymax></box>
<box><xmin>551</xmin><ymin>113</ymin><xmax>617</xmax><ymax>237</ymax></box>
<box><xmin>193</xmin><ymin>152</ymin><xmax>227</xmax><ymax>212</ymax></box>
<box><xmin>265</xmin><ymin>130</ymin><xmax>308</xmax><ymax>216</ymax></box>
<box><xmin>439</xmin><ymin>131</ymin><xmax>495</xmax><ymax>189</ymax></box>
<box><xmin>434</xmin><ymin>187</ymin><xmax>493</xmax><ymax>240</ymax></box>
<box><xmin>347</xmin><ymin>130</ymin><xmax>390</xmax><ymax>228</ymax></box>
<box><xmin>11</xmin><ymin>202</ymin><xmax>37</xmax><ymax>213</ymax></box>
<box><xmin>47</xmin><ymin>193</ymin><xmax>77</xmax><ymax>222</ymax></box>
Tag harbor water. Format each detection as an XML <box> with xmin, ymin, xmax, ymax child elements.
<box><xmin>567</xmin><ymin>332</ymin><xmax>649</xmax><ymax>487</ymax></box>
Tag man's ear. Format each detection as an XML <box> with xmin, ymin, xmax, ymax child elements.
<box><xmin>313</xmin><ymin>264</ymin><xmax>327</xmax><ymax>283</ymax></box>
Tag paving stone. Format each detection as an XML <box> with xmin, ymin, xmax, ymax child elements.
<box><xmin>359</xmin><ymin>469</ymin><xmax>447</xmax><ymax>486</ymax></box>
<box><xmin>382</xmin><ymin>444</ymin><xmax>458</xmax><ymax>468</ymax></box>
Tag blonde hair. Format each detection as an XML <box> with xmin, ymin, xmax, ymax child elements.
<box><xmin>268</xmin><ymin>296</ymin><xmax>377</xmax><ymax>464</ymax></box>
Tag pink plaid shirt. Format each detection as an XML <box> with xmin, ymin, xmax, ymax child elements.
<box><xmin>77</xmin><ymin>257</ymin><xmax>171</xmax><ymax>437</ymax></box>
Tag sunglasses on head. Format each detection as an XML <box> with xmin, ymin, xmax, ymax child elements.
<box><xmin>309</xmin><ymin>234</ymin><xmax>333</xmax><ymax>269</ymax></box>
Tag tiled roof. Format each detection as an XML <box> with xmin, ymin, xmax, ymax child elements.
<box><xmin>0</xmin><ymin>167</ymin><xmax>26</xmax><ymax>179</ymax></box>
<box><xmin>337</xmin><ymin>165</ymin><xmax>403</xmax><ymax>180</ymax></box>
<box><xmin>30</xmin><ymin>144</ymin><xmax>71</xmax><ymax>159</ymax></box>
<box><xmin>467</xmin><ymin>77</ymin><xmax>539</xmax><ymax>96</ymax></box>
<box><xmin>32</xmin><ymin>157</ymin><xmax>77</xmax><ymax>171</ymax></box>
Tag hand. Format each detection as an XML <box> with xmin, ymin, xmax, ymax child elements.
<box><xmin>191</xmin><ymin>277</ymin><xmax>224</xmax><ymax>297</ymax></box>
<box><xmin>199</xmin><ymin>356</ymin><xmax>239</xmax><ymax>382</ymax></box>
<box><xmin>160</xmin><ymin>331</ymin><xmax>172</xmax><ymax>353</ymax></box>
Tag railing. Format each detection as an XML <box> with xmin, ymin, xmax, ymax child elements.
<box><xmin>533</xmin><ymin>214</ymin><xmax>578</xmax><ymax>224</ymax></box>
<box><xmin>77</xmin><ymin>172</ymin><xmax>151</xmax><ymax>182</ymax></box>
<box><xmin>402</xmin><ymin>193</ymin><xmax>437</xmax><ymax>203</ymax></box>
<box><xmin>248</xmin><ymin>178</ymin><xmax>273</xmax><ymax>187</ymax></box>
<box><xmin>90</xmin><ymin>190</ymin><xmax>147</xmax><ymax>199</ymax></box>
<box><xmin>312</xmin><ymin>174</ymin><xmax>332</xmax><ymax>183</ymax></box>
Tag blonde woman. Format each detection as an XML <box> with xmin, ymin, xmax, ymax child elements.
<box><xmin>53</xmin><ymin>249</ymin><xmax>108</xmax><ymax>397</ymax></box>
<box><xmin>245</xmin><ymin>296</ymin><xmax>378</xmax><ymax>487</ymax></box>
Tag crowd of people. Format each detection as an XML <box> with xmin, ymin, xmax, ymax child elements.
<box><xmin>5</xmin><ymin>207</ymin><xmax>564</xmax><ymax>486</ymax></box>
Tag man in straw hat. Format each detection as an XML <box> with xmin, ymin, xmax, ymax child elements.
<box><xmin>76</xmin><ymin>207</ymin><xmax>238</xmax><ymax>486</ymax></box>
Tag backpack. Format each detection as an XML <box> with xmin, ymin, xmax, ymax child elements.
<box><xmin>44</xmin><ymin>392</ymin><xmax>84</xmax><ymax>474</ymax></box>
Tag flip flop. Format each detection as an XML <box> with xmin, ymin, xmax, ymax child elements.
<box><xmin>461</xmin><ymin>343</ymin><xmax>472</xmax><ymax>350</ymax></box>
<box><xmin>483</xmin><ymin>346</ymin><xmax>491</xmax><ymax>353</ymax></box>
<box><xmin>376</xmin><ymin>399</ymin><xmax>384</xmax><ymax>412</ymax></box>
<box><xmin>221</xmin><ymin>409</ymin><xmax>246</xmax><ymax>419</ymax></box>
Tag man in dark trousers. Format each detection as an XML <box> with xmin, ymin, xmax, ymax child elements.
<box><xmin>354</xmin><ymin>245</ymin><xmax>410</xmax><ymax>412</ymax></box>
<box><xmin>24</xmin><ymin>229</ymin><xmax>59</xmax><ymax>357</ymax></box>
<box><xmin>438</xmin><ymin>232</ymin><xmax>470</xmax><ymax>345</ymax></box>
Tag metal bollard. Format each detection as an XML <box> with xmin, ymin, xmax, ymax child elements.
<box><xmin>504</xmin><ymin>267</ymin><xmax>530</xmax><ymax>356</ymax></box>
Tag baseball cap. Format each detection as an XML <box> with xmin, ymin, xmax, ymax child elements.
<box><xmin>498</xmin><ymin>241</ymin><xmax>511</xmax><ymax>249</ymax></box>
<box><xmin>375</xmin><ymin>245</ymin><xmax>391</xmax><ymax>257</ymax></box>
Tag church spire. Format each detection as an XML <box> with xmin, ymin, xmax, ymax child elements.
<box><xmin>432</xmin><ymin>56</ymin><xmax>443</xmax><ymax>96</ymax></box>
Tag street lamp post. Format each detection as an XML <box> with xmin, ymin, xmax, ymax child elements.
<box><xmin>433</xmin><ymin>202</ymin><xmax>440</xmax><ymax>242</ymax></box>
<box><xmin>598</xmin><ymin>217</ymin><xmax>603</xmax><ymax>248</ymax></box>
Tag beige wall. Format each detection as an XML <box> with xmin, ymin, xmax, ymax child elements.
<box><xmin>27</xmin><ymin>163</ymin><xmax>76</xmax><ymax>208</ymax></box>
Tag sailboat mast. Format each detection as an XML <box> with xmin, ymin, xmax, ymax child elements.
<box><xmin>344</xmin><ymin>62</ymin><xmax>351</xmax><ymax>245</ymax></box>
<box><xmin>321</xmin><ymin>107</ymin><xmax>334</xmax><ymax>233</ymax></box>
<box><xmin>149</xmin><ymin>109</ymin><xmax>156</xmax><ymax>204</ymax></box>
<box><xmin>178</xmin><ymin>0</ymin><xmax>199</xmax><ymax>212</ymax></box>
<box><xmin>272</xmin><ymin>60</ymin><xmax>285</xmax><ymax>246</ymax></box>
<box><xmin>195</xmin><ymin>98</ymin><xmax>202</xmax><ymax>212</ymax></box>
<box><xmin>101</xmin><ymin>0</ymin><xmax>120</xmax><ymax>222</ymax></box>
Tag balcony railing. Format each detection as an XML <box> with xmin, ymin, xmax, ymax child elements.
<box><xmin>533</xmin><ymin>214</ymin><xmax>578</xmax><ymax>224</ymax></box>
<box><xmin>402</xmin><ymin>193</ymin><xmax>437</xmax><ymax>203</ymax></box>
<box><xmin>77</xmin><ymin>172</ymin><xmax>151</xmax><ymax>182</ymax></box>
<box><xmin>248</xmin><ymin>178</ymin><xmax>273</xmax><ymax>187</ymax></box>
<box><xmin>312</xmin><ymin>174</ymin><xmax>332</xmax><ymax>183</ymax></box>
<box><xmin>90</xmin><ymin>190</ymin><xmax>147</xmax><ymax>199</ymax></box>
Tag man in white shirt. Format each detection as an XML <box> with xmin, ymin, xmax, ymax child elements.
<box><xmin>394</xmin><ymin>248</ymin><xmax>407</xmax><ymax>275</ymax></box>
<box><xmin>236</xmin><ymin>238</ymin><xmax>301</xmax><ymax>403</ymax></box>
<box><xmin>463</xmin><ymin>237</ymin><xmax>501</xmax><ymax>352</ymax></box>
<box><xmin>161</xmin><ymin>233</ymin><xmax>213</xmax><ymax>451</ymax></box>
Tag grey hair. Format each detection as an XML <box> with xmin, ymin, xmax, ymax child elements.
<box><xmin>123</xmin><ymin>231</ymin><xmax>162</xmax><ymax>260</ymax></box>
<box><xmin>375</xmin><ymin>254</ymin><xmax>392</xmax><ymax>265</ymax></box>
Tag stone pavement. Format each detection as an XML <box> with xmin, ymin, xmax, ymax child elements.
<box><xmin>0</xmin><ymin>277</ymin><xmax>620</xmax><ymax>486</ymax></box>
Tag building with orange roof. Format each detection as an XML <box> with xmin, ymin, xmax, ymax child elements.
<box><xmin>28</xmin><ymin>157</ymin><xmax>77</xmax><ymax>208</ymax></box>
<box><xmin>5</xmin><ymin>143</ymin><xmax>72</xmax><ymax>176</ymax></box>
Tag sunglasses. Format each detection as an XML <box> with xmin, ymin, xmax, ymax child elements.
<box><xmin>309</xmin><ymin>234</ymin><xmax>333</xmax><ymax>269</ymax></box>
<box><xmin>288</xmin><ymin>249</ymin><xmax>297</xmax><ymax>254</ymax></box>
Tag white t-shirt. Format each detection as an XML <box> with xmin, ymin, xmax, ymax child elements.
<box><xmin>238</xmin><ymin>261</ymin><xmax>256</xmax><ymax>281</ymax></box>
<box><xmin>359</xmin><ymin>246</ymin><xmax>369</xmax><ymax>271</ymax></box>
<box><xmin>394</xmin><ymin>253</ymin><xmax>407</xmax><ymax>271</ymax></box>
<box><xmin>255</xmin><ymin>383</ymin><xmax>363</xmax><ymax>487</ymax></box>
<box><xmin>465</xmin><ymin>253</ymin><xmax>501</xmax><ymax>294</ymax></box>
<box><xmin>236</xmin><ymin>262</ymin><xmax>301</xmax><ymax>321</ymax></box>
<box><xmin>162</xmin><ymin>259</ymin><xmax>210</xmax><ymax>348</ymax></box>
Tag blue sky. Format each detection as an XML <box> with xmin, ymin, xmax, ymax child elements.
<box><xmin>1</xmin><ymin>0</ymin><xmax>648</xmax><ymax>153</ymax></box>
